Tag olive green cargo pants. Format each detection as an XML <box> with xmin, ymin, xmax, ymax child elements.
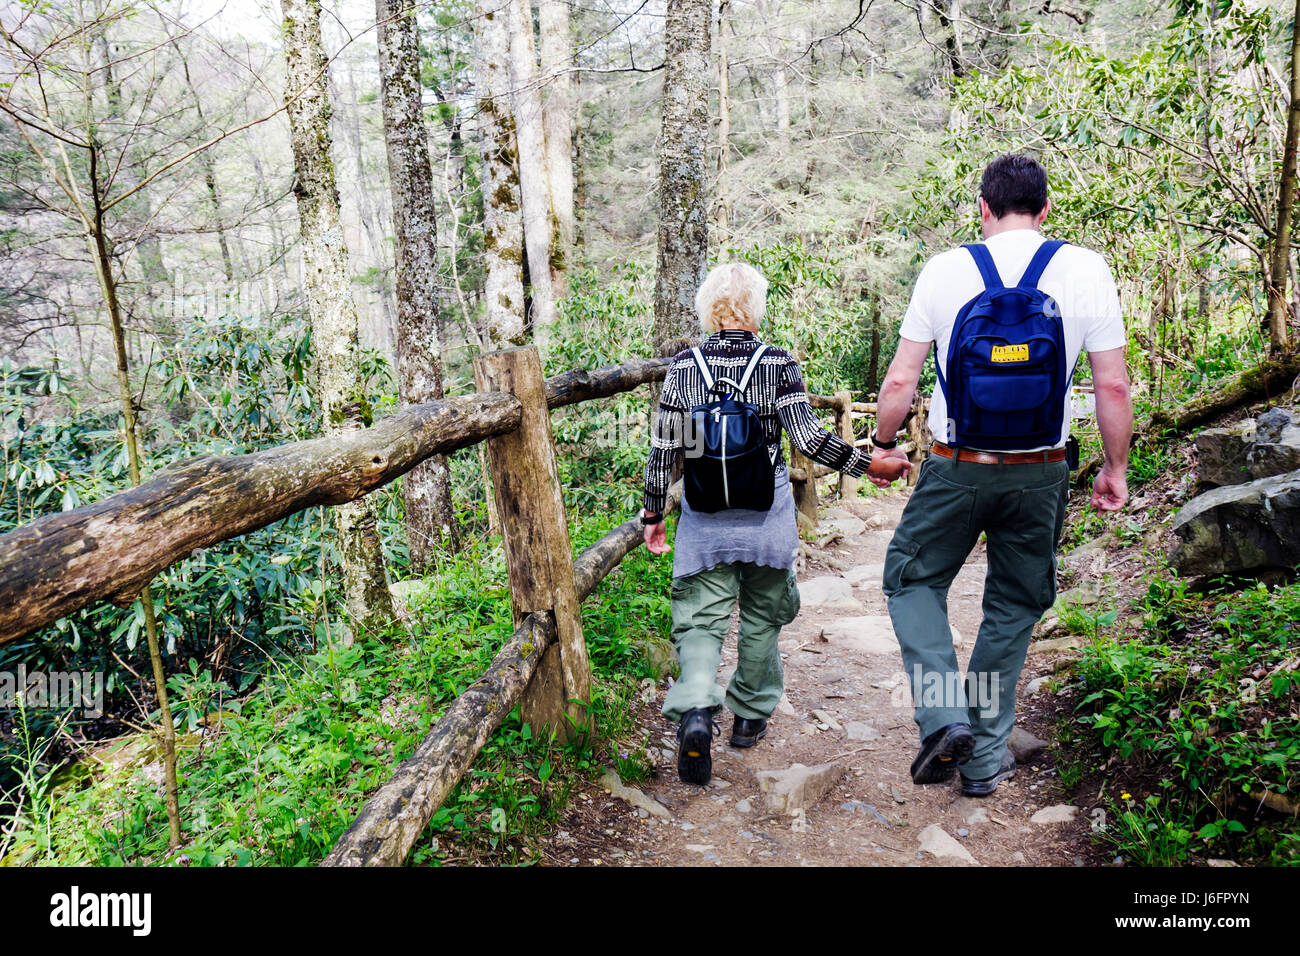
<box><xmin>882</xmin><ymin>453</ymin><xmax>1069</xmax><ymax>780</ymax></box>
<box><xmin>661</xmin><ymin>562</ymin><xmax>801</xmax><ymax>722</ymax></box>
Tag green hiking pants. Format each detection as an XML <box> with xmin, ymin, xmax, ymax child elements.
<box><xmin>661</xmin><ymin>561</ymin><xmax>801</xmax><ymax>722</ymax></box>
<box><xmin>882</xmin><ymin>452</ymin><xmax>1069</xmax><ymax>780</ymax></box>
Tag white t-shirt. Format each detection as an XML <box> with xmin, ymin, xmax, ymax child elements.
<box><xmin>899</xmin><ymin>228</ymin><xmax>1126</xmax><ymax>451</ymax></box>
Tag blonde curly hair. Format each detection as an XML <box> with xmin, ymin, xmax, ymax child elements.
<box><xmin>695</xmin><ymin>262</ymin><xmax>768</xmax><ymax>333</ymax></box>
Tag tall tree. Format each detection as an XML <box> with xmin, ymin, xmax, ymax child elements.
<box><xmin>473</xmin><ymin>0</ymin><xmax>528</xmax><ymax>347</ymax></box>
<box><xmin>537</xmin><ymin>0</ymin><xmax>575</xmax><ymax>264</ymax></box>
<box><xmin>375</xmin><ymin>0</ymin><xmax>459</xmax><ymax>565</ymax></box>
<box><xmin>713</xmin><ymin>0</ymin><xmax>731</xmax><ymax>245</ymax></box>
<box><xmin>1267</xmin><ymin>0</ymin><xmax>1300</xmax><ymax>353</ymax></box>
<box><xmin>281</xmin><ymin>0</ymin><xmax>395</xmax><ymax>636</ymax></box>
<box><xmin>653</xmin><ymin>0</ymin><xmax>711</xmax><ymax>353</ymax></box>
<box><xmin>507</xmin><ymin>0</ymin><xmax>558</xmax><ymax>345</ymax></box>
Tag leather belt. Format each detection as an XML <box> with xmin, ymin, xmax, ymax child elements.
<box><xmin>931</xmin><ymin>442</ymin><xmax>1067</xmax><ymax>465</ymax></box>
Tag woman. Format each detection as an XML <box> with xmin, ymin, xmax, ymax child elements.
<box><xmin>641</xmin><ymin>262</ymin><xmax>910</xmax><ymax>784</ymax></box>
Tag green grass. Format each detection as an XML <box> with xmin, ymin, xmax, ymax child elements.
<box><xmin>0</xmin><ymin>512</ymin><xmax>676</xmax><ymax>867</ymax></box>
<box><xmin>1069</xmin><ymin>573</ymin><xmax>1300</xmax><ymax>866</ymax></box>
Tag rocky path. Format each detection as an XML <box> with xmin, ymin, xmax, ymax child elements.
<box><xmin>547</xmin><ymin>488</ymin><xmax>1095</xmax><ymax>867</ymax></box>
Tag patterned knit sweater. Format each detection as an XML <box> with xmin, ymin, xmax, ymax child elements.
<box><xmin>643</xmin><ymin>329</ymin><xmax>872</xmax><ymax>514</ymax></box>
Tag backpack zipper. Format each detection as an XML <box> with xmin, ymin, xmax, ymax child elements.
<box><xmin>720</xmin><ymin>410</ymin><xmax>730</xmax><ymax>508</ymax></box>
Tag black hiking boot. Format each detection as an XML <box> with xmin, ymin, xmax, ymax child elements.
<box><xmin>677</xmin><ymin>708</ymin><xmax>718</xmax><ymax>785</ymax></box>
<box><xmin>729</xmin><ymin>716</ymin><xmax>768</xmax><ymax>749</ymax></box>
<box><xmin>910</xmin><ymin>722</ymin><xmax>976</xmax><ymax>785</ymax></box>
<box><xmin>960</xmin><ymin>748</ymin><xmax>1017</xmax><ymax>797</ymax></box>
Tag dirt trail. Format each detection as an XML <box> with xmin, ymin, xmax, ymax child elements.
<box><xmin>548</xmin><ymin>488</ymin><xmax>1096</xmax><ymax>867</ymax></box>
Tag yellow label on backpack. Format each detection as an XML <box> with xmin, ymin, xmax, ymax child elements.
<box><xmin>990</xmin><ymin>343</ymin><xmax>1030</xmax><ymax>363</ymax></box>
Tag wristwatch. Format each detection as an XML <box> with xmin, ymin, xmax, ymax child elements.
<box><xmin>640</xmin><ymin>512</ymin><xmax>664</xmax><ymax>526</ymax></box>
<box><xmin>872</xmin><ymin>431</ymin><xmax>898</xmax><ymax>449</ymax></box>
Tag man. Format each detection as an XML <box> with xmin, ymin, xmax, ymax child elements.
<box><xmin>871</xmin><ymin>154</ymin><xmax>1133</xmax><ymax>796</ymax></box>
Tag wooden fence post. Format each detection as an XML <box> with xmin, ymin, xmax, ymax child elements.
<box><xmin>906</xmin><ymin>399</ymin><xmax>930</xmax><ymax>487</ymax></box>
<box><xmin>473</xmin><ymin>346</ymin><xmax>589</xmax><ymax>740</ymax></box>
<box><xmin>788</xmin><ymin>436</ymin><xmax>819</xmax><ymax>535</ymax></box>
<box><xmin>835</xmin><ymin>390</ymin><xmax>858</xmax><ymax>500</ymax></box>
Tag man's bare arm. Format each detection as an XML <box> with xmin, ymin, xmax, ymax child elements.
<box><xmin>1089</xmin><ymin>347</ymin><xmax>1133</xmax><ymax>511</ymax></box>
<box><xmin>875</xmin><ymin>337</ymin><xmax>931</xmax><ymax>441</ymax></box>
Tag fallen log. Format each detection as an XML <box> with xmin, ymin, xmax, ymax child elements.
<box><xmin>1075</xmin><ymin>351</ymin><xmax>1300</xmax><ymax>485</ymax></box>
<box><xmin>323</xmin><ymin>484</ymin><xmax>681</xmax><ymax>867</ymax></box>
<box><xmin>1147</xmin><ymin>351</ymin><xmax>1300</xmax><ymax>435</ymax></box>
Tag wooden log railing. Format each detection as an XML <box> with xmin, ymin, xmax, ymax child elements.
<box><xmin>0</xmin><ymin>358</ymin><xmax>671</xmax><ymax>648</ymax></box>
<box><xmin>323</xmin><ymin>484</ymin><xmax>682</xmax><ymax>867</ymax></box>
<box><xmin>0</xmin><ymin>342</ymin><xmax>924</xmax><ymax>866</ymax></box>
<box><xmin>790</xmin><ymin>393</ymin><xmax>929</xmax><ymax>531</ymax></box>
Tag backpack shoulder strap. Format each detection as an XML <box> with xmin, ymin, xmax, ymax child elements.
<box><xmin>1017</xmin><ymin>239</ymin><xmax>1067</xmax><ymax>290</ymax></box>
<box><xmin>690</xmin><ymin>346</ymin><xmax>715</xmax><ymax>392</ymax></box>
<box><xmin>963</xmin><ymin>243</ymin><xmax>1003</xmax><ymax>291</ymax></box>
<box><xmin>736</xmin><ymin>343</ymin><xmax>770</xmax><ymax>396</ymax></box>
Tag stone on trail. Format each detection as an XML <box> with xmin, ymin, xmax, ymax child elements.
<box><xmin>1170</xmin><ymin>470</ymin><xmax>1300</xmax><ymax>575</ymax></box>
<box><xmin>1025</xmin><ymin>676</ymin><xmax>1049</xmax><ymax>695</ymax></box>
<box><xmin>599</xmin><ymin>768</ymin><xmax>672</xmax><ymax>820</ymax></box>
<box><xmin>917</xmin><ymin>824</ymin><xmax>978</xmax><ymax>865</ymax></box>
<box><xmin>825</xmin><ymin>516</ymin><xmax>867</xmax><ymax>538</ymax></box>
<box><xmin>1030</xmin><ymin>804</ymin><xmax>1077</xmax><ymax>824</ymax></box>
<box><xmin>821</xmin><ymin>616</ymin><xmax>898</xmax><ymax>656</ymax></box>
<box><xmin>1029</xmin><ymin>635</ymin><xmax>1084</xmax><ymax>655</ymax></box>
<box><xmin>845</xmin><ymin>721</ymin><xmax>879</xmax><ymax>741</ymax></box>
<box><xmin>843</xmin><ymin>563</ymin><xmax>884</xmax><ymax>587</ymax></box>
<box><xmin>798</xmin><ymin>576</ymin><xmax>861</xmax><ymax>610</ymax></box>
<box><xmin>735</xmin><ymin>798</ymin><xmax>753</xmax><ymax>814</ymax></box>
<box><xmin>1059</xmin><ymin>531</ymin><xmax>1116</xmax><ymax>574</ymax></box>
<box><xmin>775</xmin><ymin>694</ymin><xmax>797</xmax><ymax>717</ymax></box>
<box><xmin>1007</xmin><ymin>726</ymin><xmax>1048</xmax><ymax>763</ymax></box>
<box><xmin>1055</xmin><ymin>581</ymin><xmax>1101</xmax><ymax>611</ymax></box>
<box><xmin>756</xmin><ymin>761</ymin><xmax>846</xmax><ymax>814</ymax></box>
<box><xmin>812</xmin><ymin>709</ymin><xmax>842</xmax><ymax>731</ymax></box>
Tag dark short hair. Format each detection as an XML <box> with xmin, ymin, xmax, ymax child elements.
<box><xmin>979</xmin><ymin>154</ymin><xmax>1048</xmax><ymax>218</ymax></box>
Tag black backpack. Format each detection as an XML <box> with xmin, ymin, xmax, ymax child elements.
<box><xmin>683</xmin><ymin>344</ymin><xmax>776</xmax><ymax>513</ymax></box>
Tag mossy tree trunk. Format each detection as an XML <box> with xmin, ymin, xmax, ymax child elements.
<box><xmin>473</xmin><ymin>0</ymin><xmax>528</xmax><ymax>348</ymax></box>
<box><xmin>537</xmin><ymin>0</ymin><xmax>575</xmax><ymax>267</ymax></box>
<box><xmin>1266</xmin><ymin>0</ymin><xmax>1300</xmax><ymax>354</ymax></box>
<box><xmin>376</xmin><ymin>0</ymin><xmax>458</xmax><ymax>565</ymax></box>
<box><xmin>282</xmin><ymin>0</ymin><xmax>395</xmax><ymax>638</ymax></box>
<box><xmin>507</xmin><ymin>0</ymin><xmax>559</xmax><ymax>347</ymax></box>
<box><xmin>653</xmin><ymin>0</ymin><xmax>711</xmax><ymax>355</ymax></box>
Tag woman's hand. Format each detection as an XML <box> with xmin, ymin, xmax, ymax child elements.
<box><xmin>643</xmin><ymin>512</ymin><xmax>671</xmax><ymax>554</ymax></box>
<box><xmin>866</xmin><ymin>451</ymin><xmax>912</xmax><ymax>488</ymax></box>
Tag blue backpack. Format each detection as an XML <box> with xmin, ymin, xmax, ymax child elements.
<box><xmin>683</xmin><ymin>344</ymin><xmax>775</xmax><ymax>513</ymax></box>
<box><xmin>935</xmin><ymin>240</ymin><xmax>1070</xmax><ymax>450</ymax></box>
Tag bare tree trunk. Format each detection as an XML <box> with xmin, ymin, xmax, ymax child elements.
<box><xmin>338</xmin><ymin>63</ymin><xmax>397</xmax><ymax>340</ymax></box>
<box><xmin>935</xmin><ymin>0</ymin><xmax>967</xmax><ymax>84</ymax></box>
<box><xmin>507</xmin><ymin>0</ymin><xmax>558</xmax><ymax>347</ymax></box>
<box><xmin>84</xmin><ymin>27</ymin><xmax>183</xmax><ymax>852</ymax></box>
<box><xmin>714</xmin><ymin>0</ymin><xmax>730</xmax><ymax>244</ymax></box>
<box><xmin>654</xmin><ymin>0</ymin><xmax>711</xmax><ymax>353</ymax></box>
<box><xmin>177</xmin><ymin>53</ymin><xmax>235</xmax><ymax>285</ymax></box>
<box><xmin>867</xmin><ymin>292</ymin><xmax>881</xmax><ymax>396</ymax></box>
<box><xmin>473</xmin><ymin>0</ymin><xmax>528</xmax><ymax>348</ymax></box>
<box><xmin>376</xmin><ymin>0</ymin><xmax>459</xmax><ymax>566</ymax></box>
<box><xmin>1267</xmin><ymin>0</ymin><xmax>1300</xmax><ymax>353</ymax></box>
<box><xmin>282</xmin><ymin>0</ymin><xmax>395</xmax><ymax>638</ymax></box>
<box><xmin>537</xmin><ymin>0</ymin><xmax>574</xmax><ymax>267</ymax></box>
